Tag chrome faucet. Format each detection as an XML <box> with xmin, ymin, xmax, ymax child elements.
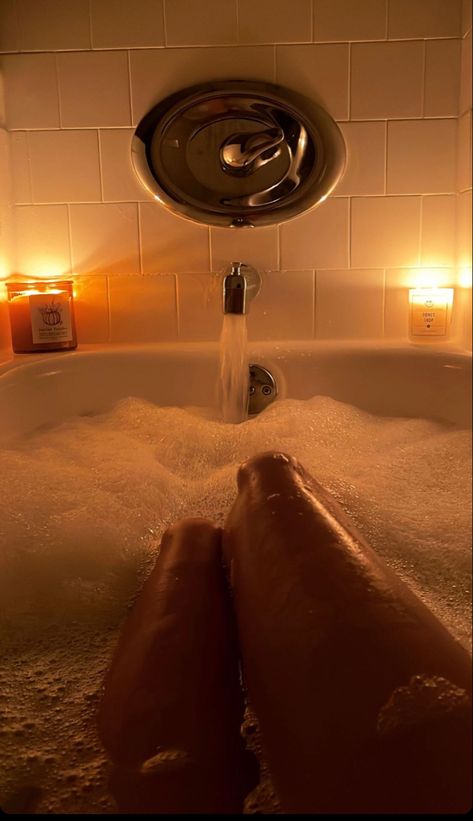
<box><xmin>223</xmin><ymin>262</ymin><xmax>261</xmax><ymax>314</ymax></box>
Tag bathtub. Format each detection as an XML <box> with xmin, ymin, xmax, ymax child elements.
<box><xmin>0</xmin><ymin>340</ymin><xmax>471</xmax><ymax>815</ymax></box>
<box><xmin>0</xmin><ymin>340</ymin><xmax>471</xmax><ymax>438</ymax></box>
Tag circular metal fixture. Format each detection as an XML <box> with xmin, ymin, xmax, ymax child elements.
<box><xmin>132</xmin><ymin>80</ymin><xmax>346</xmax><ymax>228</ymax></box>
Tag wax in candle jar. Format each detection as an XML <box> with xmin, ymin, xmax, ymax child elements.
<box><xmin>6</xmin><ymin>281</ymin><xmax>77</xmax><ymax>353</ymax></box>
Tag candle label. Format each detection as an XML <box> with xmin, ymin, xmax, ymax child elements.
<box><xmin>29</xmin><ymin>293</ymin><xmax>73</xmax><ymax>343</ymax></box>
<box><xmin>411</xmin><ymin>296</ymin><xmax>448</xmax><ymax>335</ymax></box>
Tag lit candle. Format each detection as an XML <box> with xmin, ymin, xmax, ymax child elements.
<box><xmin>409</xmin><ymin>288</ymin><xmax>454</xmax><ymax>339</ymax></box>
<box><xmin>6</xmin><ymin>280</ymin><xmax>77</xmax><ymax>354</ymax></box>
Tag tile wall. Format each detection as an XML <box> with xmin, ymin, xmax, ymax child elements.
<box><xmin>0</xmin><ymin>0</ymin><xmax>471</xmax><ymax>351</ymax></box>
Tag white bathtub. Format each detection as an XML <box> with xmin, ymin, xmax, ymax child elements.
<box><xmin>0</xmin><ymin>340</ymin><xmax>471</xmax><ymax>815</ymax></box>
<box><xmin>0</xmin><ymin>341</ymin><xmax>471</xmax><ymax>438</ymax></box>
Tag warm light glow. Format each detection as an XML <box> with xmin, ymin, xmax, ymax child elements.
<box><xmin>458</xmin><ymin>268</ymin><xmax>472</xmax><ymax>289</ymax></box>
<box><xmin>409</xmin><ymin>269</ymin><xmax>450</xmax><ymax>289</ymax></box>
<box><xmin>409</xmin><ymin>287</ymin><xmax>454</xmax><ymax>307</ymax></box>
<box><xmin>10</xmin><ymin>288</ymin><xmax>63</xmax><ymax>300</ymax></box>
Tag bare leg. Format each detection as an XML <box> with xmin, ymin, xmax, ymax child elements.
<box><xmin>223</xmin><ymin>452</ymin><xmax>472</xmax><ymax>814</ymax></box>
<box><xmin>98</xmin><ymin>518</ymin><xmax>258</xmax><ymax>814</ymax></box>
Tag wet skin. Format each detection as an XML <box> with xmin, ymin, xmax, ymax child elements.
<box><xmin>98</xmin><ymin>518</ymin><xmax>257</xmax><ymax>814</ymax></box>
<box><xmin>223</xmin><ymin>451</ymin><xmax>472</xmax><ymax>813</ymax></box>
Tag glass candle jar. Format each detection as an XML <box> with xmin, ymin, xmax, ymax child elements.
<box><xmin>6</xmin><ymin>280</ymin><xmax>77</xmax><ymax>354</ymax></box>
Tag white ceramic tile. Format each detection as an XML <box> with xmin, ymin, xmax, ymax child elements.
<box><xmin>2</xmin><ymin>53</ymin><xmax>59</xmax><ymax>128</ymax></box>
<box><xmin>280</xmin><ymin>198</ymin><xmax>349</xmax><ymax>269</ymax></box>
<box><xmin>336</xmin><ymin>122</ymin><xmax>385</xmax><ymax>195</ymax></box>
<box><xmin>15</xmin><ymin>204</ymin><xmax>71</xmax><ymax>277</ymax></box>
<box><xmin>10</xmin><ymin>131</ymin><xmax>31</xmax><ymax>203</ymax></box>
<box><xmin>238</xmin><ymin>0</ymin><xmax>311</xmax><ymax>43</ymax></box>
<box><xmin>17</xmin><ymin>0</ymin><xmax>90</xmax><ymax>50</ymax></box>
<box><xmin>276</xmin><ymin>44</ymin><xmax>349</xmax><ymax>120</ymax></box>
<box><xmin>384</xmin><ymin>268</ymin><xmax>410</xmax><ymax>339</ymax></box>
<box><xmin>424</xmin><ymin>39</ymin><xmax>461</xmax><ymax>117</ymax></box>
<box><xmin>210</xmin><ymin>226</ymin><xmax>278</xmax><ymax>272</ymax></box>
<box><xmin>247</xmin><ymin>270</ymin><xmax>314</xmax><ymax>340</ymax></box>
<box><xmin>177</xmin><ymin>272</ymin><xmax>223</xmax><ymax>341</ymax></box>
<box><xmin>387</xmin><ymin>119</ymin><xmax>457</xmax><ymax>195</ymax></box>
<box><xmin>456</xmin><ymin>190</ymin><xmax>472</xmax><ymax>269</ymax></box>
<box><xmin>29</xmin><ymin>130</ymin><xmax>101</xmax><ymax>203</ymax></box>
<box><xmin>315</xmin><ymin>268</ymin><xmax>384</xmax><ymax>339</ymax></box>
<box><xmin>0</xmin><ymin>0</ymin><xmax>19</xmax><ymax>51</ymax></box>
<box><xmin>130</xmin><ymin>46</ymin><xmax>275</xmax><ymax>126</ymax></box>
<box><xmin>0</xmin><ymin>129</ymin><xmax>11</xmax><ymax>205</ymax></box>
<box><xmin>314</xmin><ymin>0</ymin><xmax>387</xmax><ymax>42</ymax></box>
<box><xmin>91</xmin><ymin>0</ymin><xmax>165</xmax><ymax>48</ymax></box>
<box><xmin>421</xmin><ymin>195</ymin><xmax>456</xmax><ymax>267</ymax></box>
<box><xmin>166</xmin><ymin>0</ymin><xmax>237</xmax><ymax>46</ymax></box>
<box><xmin>460</xmin><ymin>30</ymin><xmax>472</xmax><ymax>115</ymax></box>
<box><xmin>462</xmin><ymin>0</ymin><xmax>472</xmax><ymax>34</ymax></box>
<box><xmin>57</xmin><ymin>51</ymin><xmax>131</xmax><ymax>128</ymax></box>
<box><xmin>100</xmin><ymin>129</ymin><xmax>152</xmax><ymax>202</ymax></box>
<box><xmin>388</xmin><ymin>0</ymin><xmax>462</xmax><ymax>39</ymax></box>
<box><xmin>351</xmin><ymin>196</ymin><xmax>421</xmax><ymax>268</ymax></box>
<box><xmin>457</xmin><ymin>111</ymin><xmax>472</xmax><ymax>193</ymax></box>
<box><xmin>70</xmin><ymin>203</ymin><xmax>140</xmax><ymax>274</ymax></box>
<box><xmin>109</xmin><ymin>273</ymin><xmax>177</xmax><ymax>342</ymax></box>
<box><xmin>140</xmin><ymin>203</ymin><xmax>210</xmax><ymax>273</ymax></box>
<box><xmin>72</xmin><ymin>274</ymin><xmax>109</xmax><ymax>343</ymax></box>
<box><xmin>351</xmin><ymin>42</ymin><xmax>423</xmax><ymax>120</ymax></box>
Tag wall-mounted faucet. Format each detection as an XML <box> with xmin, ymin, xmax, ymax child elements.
<box><xmin>223</xmin><ymin>262</ymin><xmax>261</xmax><ymax>314</ymax></box>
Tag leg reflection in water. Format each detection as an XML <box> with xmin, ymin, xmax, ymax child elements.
<box><xmin>98</xmin><ymin>518</ymin><xmax>258</xmax><ymax>814</ymax></box>
<box><xmin>223</xmin><ymin>452</ymin><xmax>472</xmax><ymax>814</ymax></box>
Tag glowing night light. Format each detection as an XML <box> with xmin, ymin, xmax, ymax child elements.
<box><xmin>409</xmin><ymin>287</ymin><xmax>454</xmax><ymax>337</ymax></box>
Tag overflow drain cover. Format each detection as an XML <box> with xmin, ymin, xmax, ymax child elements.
<box><xmin>248</xmin><ymin>364</ymin><xmax>278</xmax><ymax>415</ymax></box>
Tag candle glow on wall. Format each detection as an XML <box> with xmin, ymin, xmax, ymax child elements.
<box><xmin>6</xmin><ymin>280</ymin><xmax>77</xmax><ymax>354</ymax></box>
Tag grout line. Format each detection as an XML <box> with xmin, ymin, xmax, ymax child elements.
<box><xmin>174</xmin><ymin>273</ymin><xmax>181</xmax><ymax>338</ymax></box>
<box><xmin>418</xmin><ymin>195</ymin><xmax>424</xmax><ymax>265</ymax></box>
<box><xmin>277</xmin><ymin>224</ymin><xmax>281</xmax><ymax>271</ymax></box>
<box><xmin>421</xmin><ymin>39</ymin><xmax>426</xmax><ymax>118</ymax></box>
<box><xmin>311</xmin><ymin>0</ymin><xmax>315</xmax><ymax>43</ymax></box>
<box><xmin>3</xmin><ymin>35</ymin><xmax>466</xmax><ymax>59</ymax></box>
<box><xmin>66</xmin><ymin>203</ymin><xmax>74</xmax><ymax>274</ymax></box>
<box><xmin>385</xmin><ymin>0</ymin><xmax>389</xmax><ymax>39</ymax></box>
<box><xmin>54</xmin><ymin>54</ymin><xmax>63</xmax><ymax>128</ymax></box>
<box><xmin>381</xmin><ymin>267</ymin><xmax>386</xmax><ymax>336</ymax></box>
<box><xmin>347</xmin><ymin>197</ymin><xmax>351</xmax><ymax>268</ymax></box>
<box><xmin>235</xmin><ymin>0</ymin><xmax>239</xmax><ymax>43</ymax></box>
<box><xmin>126</xmin><ymin>49</ymin><xmax>134</xmax><ymax>127</ymax></box>
<box><xmin>137</xmin><ymin>202</ymin><xmax>143</xmax><ymax>274</ymax></box>
<box><xmin>87</xmin><ymin>0</ymin><xmax>93</xmax><ymax>49</ymax></box>
<box><xmin>312</xmin><ymin>268</ymin><xmax>316</xmax><ymax>337</ymax></box>
<box><xmin>347</xmin><ymin>42</ymin><xmax>351</xmax><ymax>120</ymax></box>
<box><xmin>97</xmin><ymin>130</ymin><xmax>104</xmax><ymax>201</ymax></box>
<box><xmin>208</xmin><ymin>227</ymin><xmax>213</xmax><ymax>272</ymax></box>
<box><xmin>24</xmin><ymin>131</ymin><xmax>33</xmax><ymax>203</ymax></box>
<box><xmin>162</xmin><ymin>0</ymin><xmax>168</xmax><ymax>47</ymax></box>
<box><xmin>384</xmin><ymin>120</ymin><xmax>388</xmax><ymax>194</ymax></box>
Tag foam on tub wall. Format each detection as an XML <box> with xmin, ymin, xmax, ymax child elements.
<box><xmin>0</xmin><ymin>0</ymin><xmax>471</xmax><ymax>352</ymax></box>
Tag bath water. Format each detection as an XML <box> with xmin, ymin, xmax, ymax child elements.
<box><xmin>0</xmin><ymin>395</ymin><xmax>471</xmax><ymax>813</ymax></box>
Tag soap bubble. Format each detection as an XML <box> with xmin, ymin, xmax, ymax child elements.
<box><xmin>0</xmin><ymin>395</ymin><xmax>470</xmax><ymax>812</ymax></box>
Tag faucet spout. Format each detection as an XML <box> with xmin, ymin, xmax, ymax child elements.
<box><xmin>223</xmin><ymin>262</ymin><xmax>261</xmax><ymax>315</ymax></box>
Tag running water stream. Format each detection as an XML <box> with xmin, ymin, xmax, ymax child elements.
<box><xmin>219</xmin><ymin>313</ymin><xmax>249</xmax><ymax>424</ymax></box>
